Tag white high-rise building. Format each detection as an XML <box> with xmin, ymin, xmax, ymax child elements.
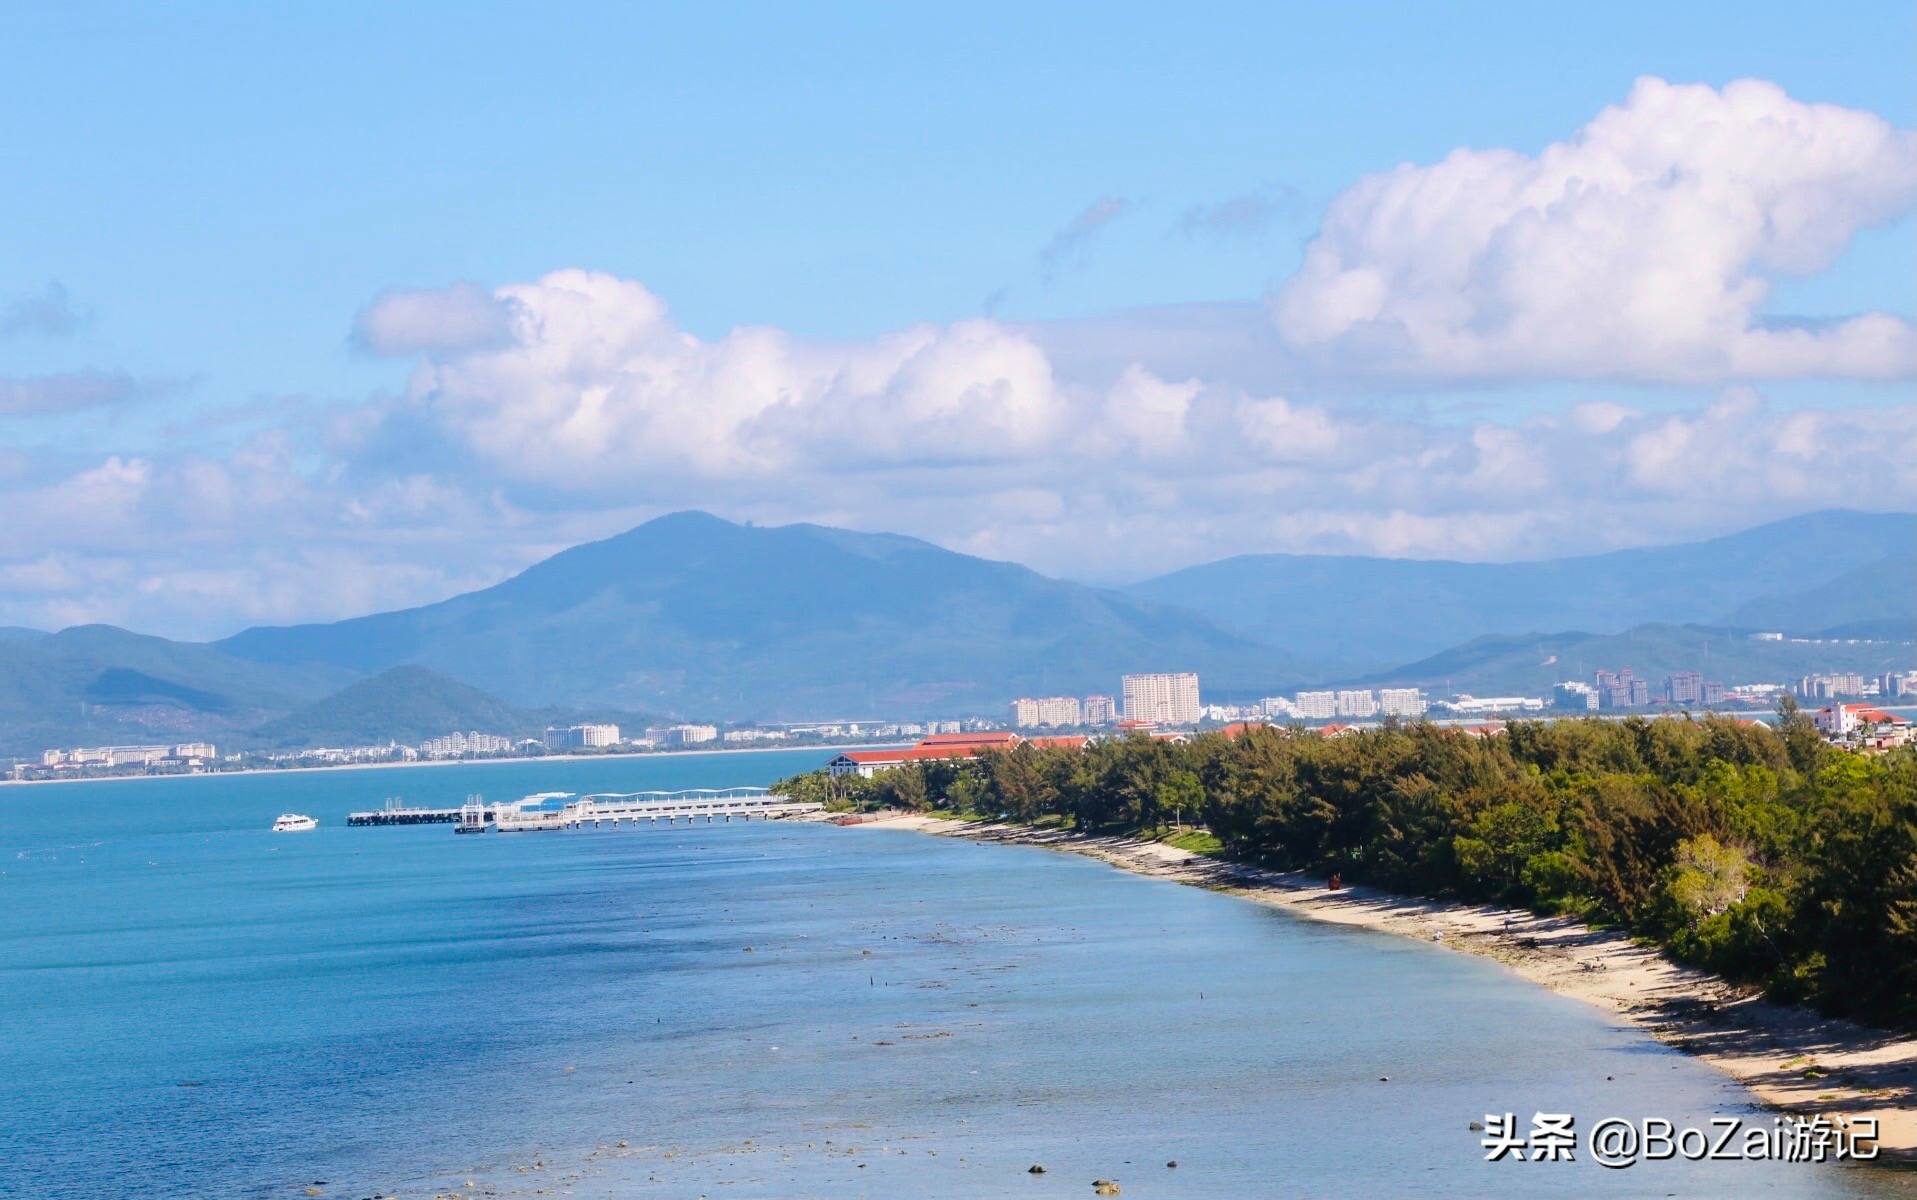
<box><xmin>1335</xmin><ymin>689</ymin><xmax>1379</xmax><ymax>718</ymax></box>
<box><xmin>1294</xmin><ymin>690</ymin><xmax>1337</xmax><ymax>719</ymax></box>
<box><xmin>1377</xmin><ymin>688</ymin><xmax>1426</xmax><ymax>717</ymax></box>
<box><xmin>1121</xmin><ymin>672</ymin><xmax>1201</xmax><ymax>725</ymax></box>
<box><xmin>1011</xmin><ymin>696</ymin><xmax>1082</xmax><ymax>728</ymax></box>
<box><xmin>544</xmin><ymin>723</ymin><xmax>621</xmax><ymax>749</ymax></box>
<box><xmin>1081</xmin><ymin>694</ymin><xmax>1117</xmax><ymax>725</ymax></box>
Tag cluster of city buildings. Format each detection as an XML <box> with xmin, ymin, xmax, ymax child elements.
<box><xmin>1015</xmin><ymin>676</ymin><xmax>1438</xmax><ymax>729</ymax></box>
<box><xmin>421</xmin><ymin>730</ymin><xmax>519</xmax><ymax>757</ymax></box>
<box><xmin>1011</xmin><ymin>674</ymin><xmax>1194</xmax><ymax>728</ymax></box>
<box><xmin>1552</xmin><ymin>668</ymin><xmax>1728</xmax><ymax>711</ymax></box>
<box><xmin>1544</xmin><ymin>668</ymin><xmax>1915</xmax><ymax>711</ymax></box>
<box><xmin>37</xmin><ymin>742</ymin><xmax>216</xmax><ymax>769</ymax></box>
<box><xmin>1796</xmin><ymin>671</ymin><xmax>1912</xmax><ymax>700</ymax></box>
<box><xmin>1009</xmin><ymin>676</ymin><xmax>1189</xmax><ymax>728</ymax></box>
<box><xmin>1007</xmin><ymin>657</ymin><xmax>1917</xmax><ymax>739</ymax></box>
<box><xmin>16</xmin><ymin>657</ymin><xmax>1913</xmax><ymax>783</ymax></box>
<box><xmin>11</xmin><ymin>741</ymin><xmax>221</xmax><ymax>781</ymax></box>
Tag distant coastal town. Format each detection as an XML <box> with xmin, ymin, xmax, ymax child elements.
<box><xmin>10</xmin><ymin>661</ymin><xmax>1913</xmax><ymax>784</ymax></box>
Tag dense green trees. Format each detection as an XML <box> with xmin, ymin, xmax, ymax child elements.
<box><xmin>779</xmin><ymin>714</ymin><xmax>1917</xmax><ymax>1029</ymax></box>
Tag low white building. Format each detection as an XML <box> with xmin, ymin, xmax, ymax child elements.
<box><xmin>1442</xmin><ymin>695</ymin><xmax>1546</xmax><ymax>715</ymax></box>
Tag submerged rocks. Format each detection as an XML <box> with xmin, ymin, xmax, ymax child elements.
<box><xmin>1093</xmin><ymin>1180</ymin><xmax>1121</xmax><ymax>1196</ymax></box>
<box><xmin>1027</xmin><ymin>1164</ymin><xmax>1047</xmax><ymax>1174</ymax></box>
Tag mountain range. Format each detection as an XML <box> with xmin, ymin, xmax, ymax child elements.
<box><xmin>0</xmin><ymin>508</ymin><xmax>1910</xmax><ymax>757</ymax></box>
<box><xmin>217</xmin><ymin>511</ymin><xmax>1302</xmax><ymax>716</ymax></box>
<box><xmin>1127</xmin><ymin>509</ymin><xmax>1915</xmax><ymax>676</ymax></box>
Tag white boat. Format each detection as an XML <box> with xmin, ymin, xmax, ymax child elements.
<box><xmin>271</xmin><ymin>813</ymin><xmax>318</xmax><ymax>832</ymax></box>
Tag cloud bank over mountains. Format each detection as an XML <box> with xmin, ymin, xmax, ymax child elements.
<box><xmin>2</xmin><ymin>77</ymin><xmax>1913</xmax><ymax>637</ymax></box>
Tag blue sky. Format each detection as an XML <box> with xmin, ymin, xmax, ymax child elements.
<box><xmin>1</xmin><ymin>3</ymin><xmax>1913</xmax><ymax>635</ymax></box>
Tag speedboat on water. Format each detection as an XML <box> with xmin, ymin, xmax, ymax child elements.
<box><xmin>271</xmin><ymin>813</ymin><xmax>318</xmax><ymax>832</ymax></box>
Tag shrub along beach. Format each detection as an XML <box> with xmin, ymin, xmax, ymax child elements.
<box><xmin>780</xmin><ymin>704</ymin><xmax>1917</xmax><ymax>1155</ymax></box>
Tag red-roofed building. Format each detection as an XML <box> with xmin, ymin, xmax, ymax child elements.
<box><xmin>1219</xmin><ymin>721</ymin><xmax>1272</xmax><ymax>739</ymax></box>
<box><xmin>826</xmin><ymin>730</ymin><xmax>1080</xmax><ymax>778</ymax></box>
<box><xmin>826</xmin><ymin>749</ymin><xmax>915</xmax><ymax>776</ymax></box>
<box><xmin>1027</xmin><ymin>735</ymin><xmax>1089</xmax><ymax>751</ymax></box>
<box><xmin>1815</xmin><ymin>704</ymin><xmax>1913</xmax><ymax>738</ymax></box>
<box><xmin>917</xmin><ymin>731</ymin><xmax>1021</xmax><ymax>750</ymax></box>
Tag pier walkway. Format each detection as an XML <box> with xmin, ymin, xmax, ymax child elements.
<box><xmin>496</xmin><ymin>788</ymin><xmax>821</xmax><ymax>832</ymax></box>
<box><xmin>346</xmin><ymin>792</ymin><xmax>572</xmax><ymax>827</ymax></box>
<box><xmin>348</xmin><ymin>788</ymin><xmax>822</xmax><ymax>831</ymax></box>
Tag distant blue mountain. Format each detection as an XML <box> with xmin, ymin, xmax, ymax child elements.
<box><xmin>1359</xmin><ymin>621</ymin><xmax>1913</xmax><ymax>698</ymax></box>
<box><xmin>1128</xmin><ymin>510</ymin><xmax>1916</xmax><ymax>675</ymax></box>
<box><xmin>5</xmin><ymin>508</ymin><xmax>1909</xmax><ymax>755</ymax></box>
<box><xmin>1716</xmin><ymin>553</ymin><xmax>1915</xmax><ymax>638</ymax></box>
<box><xmin>0</xmin><ymin>624</ymin><xmax>353</xmax><ymax>756</ymax></box>
<box><xmin>216</xmin><ymin>511</ymin><xmax>1306</xmax><ymax>718</ymax></box>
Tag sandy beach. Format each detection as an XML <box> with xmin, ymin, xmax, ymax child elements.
<box><xmin>850</xmin><ymin>812</ymin><xmax>1917</xmax><ymax>1163</ymax></box>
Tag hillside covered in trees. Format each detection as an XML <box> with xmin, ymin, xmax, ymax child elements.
<box><xmin>779</xmin><ymin>708</ymin><xmax>1917</xmax><ymax>1030</ymax></box>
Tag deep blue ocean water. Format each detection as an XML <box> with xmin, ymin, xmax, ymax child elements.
<box><xmin>2</xmin><ymin>751</ymin><xmax>1910</xmax><ymax>1199</ymax></box>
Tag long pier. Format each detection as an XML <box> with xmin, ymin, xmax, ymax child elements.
<box><xmin>347</xmin><ymin>788</ymin><xmax>822</xmax><ymax>832</ymax></box>
<box><xmin>496</xmin><ymin>788</ymin><xmax>821</xmax><ymax>832</ymax></box>
<box><xmin>346</xmin><ymin>792</ymin><xmax>572</xmax><ymax>827</ymax></box>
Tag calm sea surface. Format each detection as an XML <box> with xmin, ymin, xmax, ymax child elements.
<box><xmin>2</xmin><ymin>752</ymin><xmax>1909</xmax><ymax>1199</ymax></box>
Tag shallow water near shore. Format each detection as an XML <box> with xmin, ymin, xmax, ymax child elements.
<box><xmin>2</xmin><ymin>752</ymin><xmax>1910</xmax><ymax>1198</ymax></box>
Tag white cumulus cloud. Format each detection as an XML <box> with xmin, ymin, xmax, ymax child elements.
<box><xmin>1271</xmin><ymin>76</ymin><xmax>1917</xmax><ymax>383</ymax></box>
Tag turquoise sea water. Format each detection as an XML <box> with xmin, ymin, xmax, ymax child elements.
<box><xmin>2</xmin><ymin>752</ymin><xmax>1910</xmax><ymax>1199</ymax></box>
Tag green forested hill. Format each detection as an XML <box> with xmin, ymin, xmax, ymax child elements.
<box><xmin>0</xmin><ymin>625</ymin><xmax>355</xmax><ymax>757</ymax></box>
<box><xmin>246</xmin><ymin>665</ymin><xmax>538</xmax><ymax>748</ymax></box>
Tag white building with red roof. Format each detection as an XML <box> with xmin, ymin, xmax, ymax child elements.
<box><xmin>1815</xmin><ymin>703</ymin><xmax>1913</xmax><ymax>739</ymax></box>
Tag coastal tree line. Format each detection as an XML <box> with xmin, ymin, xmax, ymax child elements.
<box><xmin>778</xmin><ymin>705</ymin><xmax>1917</xmax><ymax>1030</ymax></box>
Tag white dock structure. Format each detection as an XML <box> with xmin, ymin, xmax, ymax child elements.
<box><xmin>348</xmin><ymin>792</ymin><xmax>575</xmax><ymax>827</ymax></box>
<box><xmin>493</xmin><ymin>787</ymin><xmax>821</xmax><ymax>833</ymax></box>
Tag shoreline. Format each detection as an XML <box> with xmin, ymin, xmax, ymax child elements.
<box><xmin>0</xmin><ymin>742</ymin><xmax>899</xmax><ymax>790</ymax></box>
<box><xmin>849</xmin><ymin>812</ymin><xmax>1917</xmax><ymax>1163</ymax></box>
